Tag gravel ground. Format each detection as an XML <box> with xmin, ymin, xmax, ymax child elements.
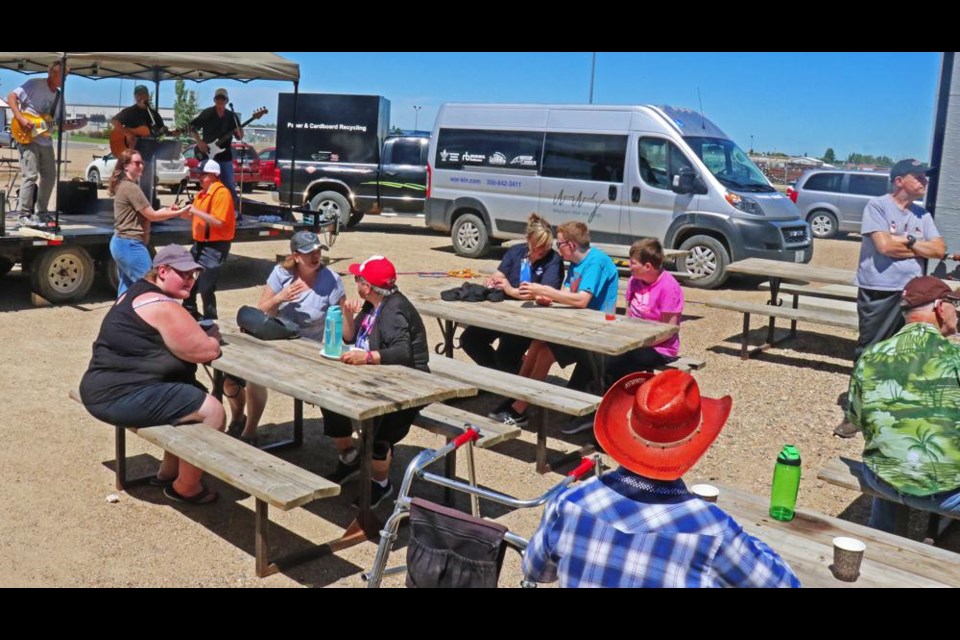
<box><xmin>1</xmin><ymin>202</ymin><xmax>955</xmax><ymax>587</ymax></box>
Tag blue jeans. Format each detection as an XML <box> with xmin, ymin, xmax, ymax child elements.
<box><xmin>218</xmin><ymin>159</ymin><xmax>239</xmax><ymax>208</ymax></box>
<box><xmin>110</xmin><ymin>235</ymin><xmax>152</xmax><ymax>296</ymax></box>
<box><xmin>862</xmin><ymin>466</ymin><xmax>960</xmax><ymax>533</ymax></box>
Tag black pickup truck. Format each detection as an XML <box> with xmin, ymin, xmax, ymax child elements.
<box><xmin>276</xmin><ymin>93</ymin><xmax>428</xmax><ymax>228</ymax></box>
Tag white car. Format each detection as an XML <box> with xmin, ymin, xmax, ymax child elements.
<box><xmin>85</xmin><ymin>152</ymin><xmax>189</xmax><ymax>190</ymax></box>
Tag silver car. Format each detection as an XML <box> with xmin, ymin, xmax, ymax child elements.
<box><xmin>85</xmin><ymin>152</ymin><xmax>189</xmax><ymax>190</ymax></box>
<box><xmin>789</xmin><ymin>169</ymin><xmax>890</xmax><ymax>239</ymax></box>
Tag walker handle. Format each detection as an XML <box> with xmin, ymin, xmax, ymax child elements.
<box><xmin>568</xmin><ymin>458</ymin><xmax>596</xmax><ymax>480</ymax></box>
<box><xmin>453</xmin><ymin>426</ymin><xmax>481</xmax><ymax>448</ymax></box>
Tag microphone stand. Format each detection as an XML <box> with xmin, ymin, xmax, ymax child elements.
<box><xmin>229</xmin><ymin>102</ymin><xmax>244</xmax><ymax>223</ymax></box>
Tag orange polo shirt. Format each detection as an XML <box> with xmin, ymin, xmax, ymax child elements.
<box><xmin>191</xmin><ymin>181</ymin><xmax>236</xmax><ymax>242</ymax></box>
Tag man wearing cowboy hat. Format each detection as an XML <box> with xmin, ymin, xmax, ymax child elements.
<box><xmin>522</xmin><ymin>370</ymin><xmax>799</xmax><ymax>588</ymax></box>
<box><xmin>180</xmin><ymin>159</ymin><xmax>236</xmax><ymax>320</ymax></box>
<box><xmin>847</xmin><ymin>275</ymin><xmax>960</xmax><ymax>533</ymax></box>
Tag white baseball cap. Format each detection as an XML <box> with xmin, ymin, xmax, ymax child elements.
<box><xmin>201</xmin><ymin>159</ymin><xmax>221</xmax><ymax>175</ymax></box>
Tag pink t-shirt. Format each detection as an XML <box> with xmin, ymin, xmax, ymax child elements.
<box><xmin>625</xmin><ymin>271</ymin><xmax>684</xmax><ymax>357</ymax></box>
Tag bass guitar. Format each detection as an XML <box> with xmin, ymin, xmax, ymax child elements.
<box><xmin>109</xmin><ymin>124</ymin><xmax>186</xmax><ymax>157</ymax></box>
<box><xmin>11</xmin><ymin>113</ymin><xmax>88</xmax><ymax>144</ymax></box>
<box><xmin>194</xmin><ymin>107</ymin><xmax>268</xmax><ymax>160</ymax></box>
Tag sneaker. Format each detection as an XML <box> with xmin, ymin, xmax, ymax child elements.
<box><xmin>560</xmin><ymin>412</ymin><xmax>596</xmax><ymax>436</ymax></box>
<box><xmin>491</xmin><ymin>408</ymin><xmax>528</xmax><ymax>427</ymax></box>
<box><xmin>226</xmin><ymin>413</ymin><xmax>246</xmax><ymax>438</ymax></box>
<box><xmin>18</xmin><ymin>214</ymin><xmax>43</xmax><ymax>228</ymax></box>
<box><xmin>487</xmin><ymin>398</ymin><xmax>514</xmax><ymax>420</ymax></box>
<box><xmin>325</xmin><ymin>456</ymin><xmax>361</xmax><ymax>484</ymax></box>
<box><xmin>833</xmin><ymin>419</ymin><xmax>860</xmax><ymax>439</ymax></box>
<box><xmin>353</xmin><ymin>480</ymin><xmax>394</xmax><ymax>509</ymax></box>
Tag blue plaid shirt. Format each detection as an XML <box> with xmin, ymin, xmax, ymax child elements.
<box><xmin>522</xmin><ymin>468</ymin><xmax>800</xmax><ymax>588</ymax></box>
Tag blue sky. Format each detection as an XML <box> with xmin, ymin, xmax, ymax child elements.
<box><xmin>2</xmin><ymin>52</ymin><xmax>942</xmax><ymax>160</ymax></box>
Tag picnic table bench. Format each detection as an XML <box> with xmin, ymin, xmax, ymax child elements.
<box><xmin>817</xmin><ymin>456</ymin><xmax>958</xmax><ymax>543</ymax></box>
<box><xmin>69</xmin><ymin>390</ymin><xmax>340</xmax><ymax>577</ymax></box>
<box><xmin>428</xmin><ymin>354</ymin><xmax>601</xmax><ymax>473</ymax></box>
<box><xmin>706</xmin><ymin>298</ymin><xmax>858</xmax><ymax>359</ymax></box>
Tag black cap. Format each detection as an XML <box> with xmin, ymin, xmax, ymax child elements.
<box><xmin>890</xmin><ymin>158</ymin><xmax>935</xmax><ymax>182</ymax></box>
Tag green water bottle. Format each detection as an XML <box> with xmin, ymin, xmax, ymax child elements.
<box><xmin>769</xmin><ymin>445</ymin><xmax>801</xmax><ymax>522</ymax></box>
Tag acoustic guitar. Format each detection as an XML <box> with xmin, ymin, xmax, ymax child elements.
<box><xmin>194</xmin><ymin>107</ymin><xmax>268</xmax><ymax>160</ymax></box>
<box><xmin>109</xmin><ymin>124</ymin><xmax>186</xmax><ymax>157</ymax></box>
<box><xmin>11</xmin><ymin>113</ymin><xmax>88</xmax><ymax>144</ymax></box>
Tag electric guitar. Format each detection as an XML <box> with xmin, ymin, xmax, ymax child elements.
<box><xmin>11</xmin><ymin>113</ymin><xmax>88</xmax><ymax>144</ymax></box>
<box><xmin>109</xmin><ymin>124</ymin><xmax>186</xmax><ymax>157</ymax></box>
<box><xmin>193</xmin><ymin>107</ymin><xmax>267</xmax><ymax>160</ymax></box>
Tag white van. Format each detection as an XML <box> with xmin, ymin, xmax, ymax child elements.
<box><xmin>425</xmin><ymin>104</ymin><xmax>811</xmax><ymax>288</ymax></box>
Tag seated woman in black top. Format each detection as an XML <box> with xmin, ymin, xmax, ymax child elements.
<box><xmin>79</xmin><ymin>245</ymin><xmax>225</xmax><ymax>505</ymax></box>
<box><xmin>460</xmin><ymin>212</ymin><xmax>565</xmax><ymax>374</ymax></box>
<box><xmin>322</xmin><ymin>255</ymin><xmax>431</xmax><ymax>509</ymax></box>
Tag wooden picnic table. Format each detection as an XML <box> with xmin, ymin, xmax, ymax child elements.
<box><xmin>407</xmin><ymin>282</ymin><xmax>676</xmax><ymax>472</ymax></box>
<box><xmin>712</xmin><ymin>483</ymin><xmax>960</xmax><ymax>587</ymax></box>
<box><xmin>214</xmin><ymin>319</ymin><xmax>477</xmax><ymax>545</ymax></box>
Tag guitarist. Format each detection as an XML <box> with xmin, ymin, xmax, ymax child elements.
<box><xmin>110</xmin><ymin>84</ymin><xmax>168</xmax><ymax>200</ymax></box>
<box><xmin>189</xmin><ymin>87</ymin><xmax>243</xmax><ymax>208</ymax></box>
<box><xmin>6</xmin><ymin>60</ymin><xmax>83</xmax><ymax>227</ymax></box>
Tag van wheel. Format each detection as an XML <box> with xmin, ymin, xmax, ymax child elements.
<box><xmin>808</xmin><ymin>210</ymin><xmax>838</xmax><ymax>239</ymax></box>
<box><xmin>347</xmin><ymin>211</ymin><xmax>365</xmax><ymax>228</ymax></box>
<box><xmin>678</xmin><ymin>235</ymin><xmax>729</xmax><ymax>289</ymax></box>
<box><xmin>30</xmin><ymin>246</ymin><xmax>95</xmax><ymax>303</ymax></box>
<box><xmin>309</xmin><ymin>190</ymin><xmax>351</xmax><ymax>228</ymax></box>
<box><xmin>451</xmin><ymin>213</ymin><xmax>490</xmax><ymax>258</ymax></box>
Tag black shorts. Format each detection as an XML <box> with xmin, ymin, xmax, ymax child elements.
<box><xmin>546</xmin><ymin>342</ymin><xmax>588</xmax><ymax>369</ymax></box>
<box><xmin>84</xmin><ymin>381</ymin><xmax>207</xmax><ymax>428</ymax></box>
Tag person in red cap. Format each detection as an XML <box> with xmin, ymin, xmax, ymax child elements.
<box><xmin>847</xmin><ymin>275</ymin><xmax>960</xmax><ymax>533</ymax></box>
<box><xmin>522</xmin><ymin>370</ymin><xmax>799</xmax><ymax>588</ymax></box>
<box><xmin>320</xmin><ymin>255</ymin><xmax>430</xmax><ymax>508</ymax></box>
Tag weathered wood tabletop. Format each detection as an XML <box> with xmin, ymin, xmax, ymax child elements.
<box><xmin>713</xmin><ymin>483</ymin><xmax>960</xmax><ymax>588</ymax></box>
<box><xmin>408</xmin><ymin>283</ymin><xmax>677</xmax><ymax>356</ymax></box>
<box><xmin>216</xmin><ymin>318</ymin><xmax>477</xmax><ymax>421</ymax></box>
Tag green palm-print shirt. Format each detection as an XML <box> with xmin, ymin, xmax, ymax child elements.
<box><xmin>848</xmin><ymin>323</ymin><xmax>960</xmax><ymax>496</ymax></box>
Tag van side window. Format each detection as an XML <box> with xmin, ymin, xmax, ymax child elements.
<box><xmin>435</xmin><ymin>128</ymin><xmax>544</xmax><ymax>171</ymax></box>
<box><xmin>847</xmin><ymin>174</ymin><xmax>888</xmax><ymax>197</ymax></box>
<box><xmin>388</xmin><ymin>139</ymin><xmax>422</xmax><ymax>166</ymax></box>
<box><xmin>803</xmin><ymin>173</ymin><xmax>843</xmax><ymax>193</ymax></box>
<box><xmin>638</xmin><ymin>138</ymin><xmax>692</xmax><ymax>189</ymax></box>
<box><xmin>541</xmin><ymin>133</ymin><xmax>626</xmax><ymax>182</ymax></box>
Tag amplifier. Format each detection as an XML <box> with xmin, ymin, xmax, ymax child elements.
<box><xmin>57</xmin><ymin>180</ymin><xmax>99</xmax><ymax>215</ymax></box>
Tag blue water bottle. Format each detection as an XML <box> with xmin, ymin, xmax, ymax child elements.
<box><xmin>520</xmin><ymin>257</ymin><xmax>532</xmax><ymax>284</ymax></box>
<box><xmin>323</xmin><ymin>305</ymin><xmax>343</xmax><ymax>358</ymax></box>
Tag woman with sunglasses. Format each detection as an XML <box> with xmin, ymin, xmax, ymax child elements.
<box><xmin>80</xmin><ymin>245</ymin><xmax>226</xmax><ymax>505</ymax></box>
<box><xmin>223</xmin><ymin>231</ymin><xmax>353</xmax><ymax>445</ymax></box>
<box><xmin>460</xmin><ymin>213</ymin><xmax>564</xmax><ymax>375</ymax></box>
<box><xmin>108</xmin><ymin>149</ymin><xmax>191</xmax><ymax>296</ymax></box>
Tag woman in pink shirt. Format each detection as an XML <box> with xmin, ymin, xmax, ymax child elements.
<box><xmin>606</xmin><ymin>238</ymin><xmax>684</xmax><ymax>383</ymax></box>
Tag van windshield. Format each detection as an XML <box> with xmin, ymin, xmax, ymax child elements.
<box><xmin>685</xmin><ymin>137</ymin><xmax>775</xmax><ymax>192</ymax></box>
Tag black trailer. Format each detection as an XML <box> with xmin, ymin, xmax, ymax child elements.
<box><xmin>0</xmin><ymin>52</ymin><xmax>320</xmax><ymax>304</ymax></box>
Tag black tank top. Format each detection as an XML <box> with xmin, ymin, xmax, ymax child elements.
<box><xmin>79</xmin><ymin>280</ymin><xmax>198</xmax><ymax>405</ymax></box>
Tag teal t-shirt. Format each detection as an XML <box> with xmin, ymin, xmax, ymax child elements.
<box><xmin>563</xmin><ymin>247</ymin><xmax>619</xmax><ymax>312</ymax></box>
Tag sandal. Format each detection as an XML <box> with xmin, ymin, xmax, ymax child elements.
<box><xmin>148</xmin><ymin>474</ymin><xmax>176</xmax><ymax>488</ymax></box>
<box><xmin>227</xmin><ymin>414</ymin><xmax>247</xmax><ymax>438</ymax></box>
<box><xmin>164</xmin><ymin>485</ymin><xmax>219</xmax><ymax>505</ymax></box>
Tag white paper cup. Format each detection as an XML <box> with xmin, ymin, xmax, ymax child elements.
<box><xmin>831</xmin><ymin>536</ymin><xmax>866</xmax><ymax>582</ymax></box>
<box><xmin>690</xmin><ymin>484</ymin><xmax>719</xmax><ymax>503</ymax></box>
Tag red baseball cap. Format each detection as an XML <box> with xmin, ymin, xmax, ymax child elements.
<box><xmin>348</xmin><ymin>255</ymin><xmax>397</xmax><ymax>288</ymax></box>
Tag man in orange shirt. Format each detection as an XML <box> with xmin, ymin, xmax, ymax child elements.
<box><xmin>182</xmin><ymin>159</ymin><xmax>236</xmax><ymax>320</ymax></box>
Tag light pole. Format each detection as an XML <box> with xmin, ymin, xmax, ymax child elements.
<box><xmin>413</xmin><ymin>105</ymin><xmax>422</xmax><ymax>132</ymax></box>
<box><xmin>589</xmin><ymin>52</ymin><xmax>596</xmax><ymax>104</ymax></box>
<box><xmin>750</xmin><ymin>134</ymin><xmax>754</xmax><ymax>154</ymax></box>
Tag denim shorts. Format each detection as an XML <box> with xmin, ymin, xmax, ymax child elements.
<box><xmin>84</xmin><ymin>381</ymin><xmax>207</xmax><ymax>428</ymax></box>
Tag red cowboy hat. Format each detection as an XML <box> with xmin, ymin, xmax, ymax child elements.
<box><xmin>594</xmin><ymin>370</ymin><xmax>732</xmax><ymax>481</ymax></box>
